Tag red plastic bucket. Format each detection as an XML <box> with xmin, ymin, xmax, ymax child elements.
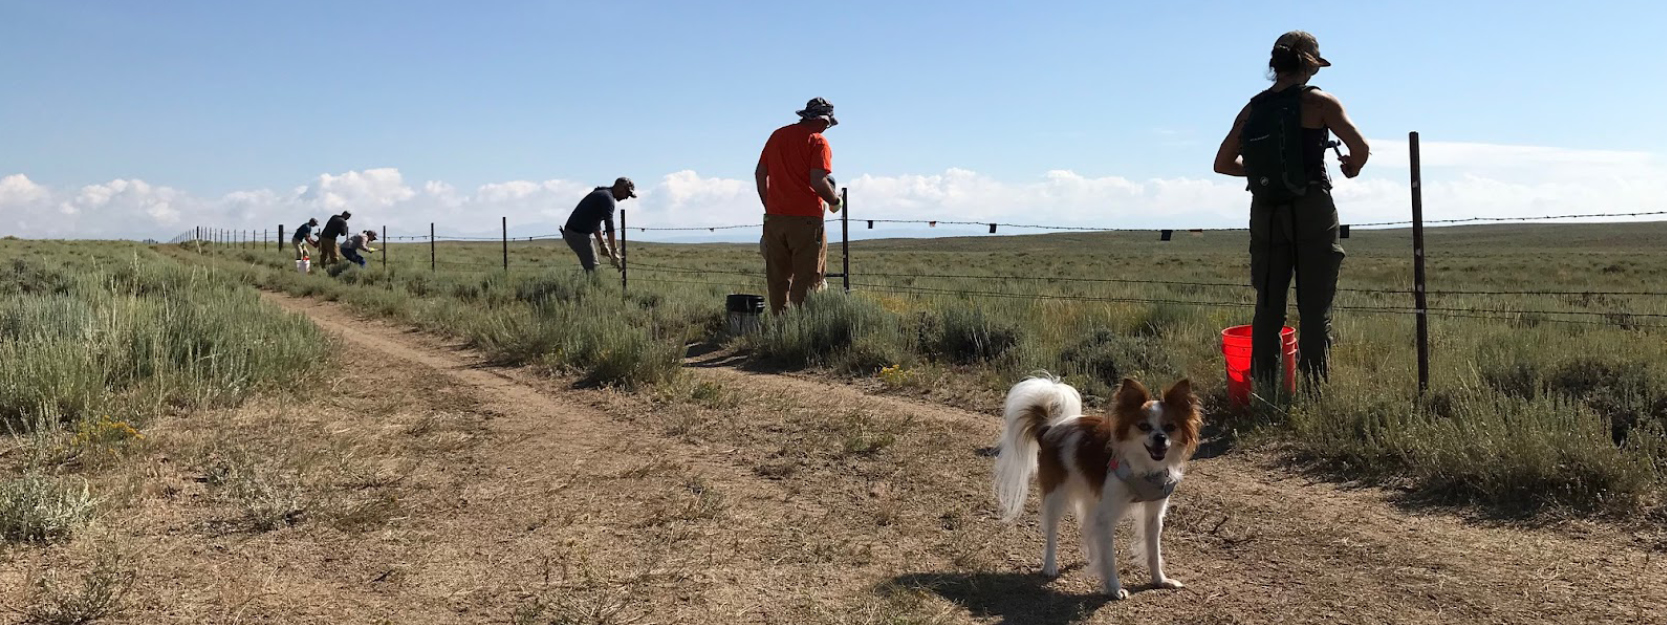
<box><xmin>1222</xmin><ymin>325</ymin><xmax>1296</xmax><ymax>410</ymax></box>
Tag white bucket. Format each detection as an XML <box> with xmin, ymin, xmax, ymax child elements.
<box><xmin>296</xmin><ymin>258</ymin><xmax>311</xmax><ymax>274</ymax></box>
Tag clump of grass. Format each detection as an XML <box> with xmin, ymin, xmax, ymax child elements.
<box><xmin>1128</xmin><ymin>302</ymin><xmax>1204</xmax><ymax>338</ymax></box>
<box><xmin>0</xmin><ymin>474</ymin><xmax>96</xmax><ymax>543</ymax></box>
<box><xmin>516</xmin><ymin>273</ymin><xmax>596</xmax><ymax>305</ymax></box>
<box><xmin>512</xmin><ymin>594</ymin><xmax>637</xmax><ymax>625</ymax></box>
<box><xmin>20</xmin><ymin>545</ymin><xmax>137</xmax><ymax>625</ymax></box>
<box><xmin>919</xmin><ymin>305</ymin><xmax>1023</xmax><ymax>365</ymax></box>
<box><xmin>1544</xmin><ymin>357</ymin><xmax>1665</xmax><ymax>443</ymax></box>
<box><xmin>750</xmin><ymin>291</ymin><xmax>907</xmax><ymax>370</ymax></box>
<box><xmin>835</xmin><ymin>333</ymin><xmax>914</xmax><ymax>376</ymax></box>
<box><xmin>1056</xmin><ymin>328</ymin><xmax>1174</xmax><ymax>401</ymax></box>
<box><xmin>472</xmin><ymin>300</ymin><xmax>683</xmax><ymax>388</ymax></box>
<box><xmin>1478</xmin><ymin>342</ymin><xmax>1667</xmax><ymax>443</ymax></box>
<box><xmin>641</xmin><ymin>475</ymin><xmax>727</xmax><ymax>527</ymax></box>
<box><xmin>201</xmin><ymin>452</ymin><xmax>309</xmax><ymax>532</ymax></box>
<box><xmin>835</xmin><ymin>410</ymin><xmax>912</xmax><ymax>458</ymax></box>
<box><xmin>199</xmin><ymin>444</ymin><xmax>406</xmax><ymax>533</ymax></box>
<box><xmin>1286</xmin><ymin>390</ymin><xmax>1663</xmax><ymax>514</ymax></box>
<box><xmin>510</xmin><ymin>552</ymin><xmax>652</xmax><ymax>625</ymax></box>
<box><xmin>682</xmin><ymin>380</ymin><xmax>738</xmax><ymax>409</ymax></box>
<box><xmin>229</xmin><ymin>466</ymin><xmax>309</xmax><ymax>532</ymax></box>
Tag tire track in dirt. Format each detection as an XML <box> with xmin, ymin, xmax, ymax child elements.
<box><xmin>264</xmin><ymin>293</ymin><xmax>1667</xmax><ymax>624</ymax></box>
<box><xmin>260</xmin><ymin>293</ymin><xmax>924</xmax><ymax>622</ymax></box>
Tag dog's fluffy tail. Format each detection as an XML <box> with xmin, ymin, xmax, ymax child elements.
<box><xmin>994</xmin><ymin>374</ymin><xmax>1083</xmax><ymax>521</ymax></box>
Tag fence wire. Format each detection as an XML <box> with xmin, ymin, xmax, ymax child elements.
<box><xmin>178</xmin><ymin>204</ymin><xmax>1667</xmax><ymax>332</ymax></box>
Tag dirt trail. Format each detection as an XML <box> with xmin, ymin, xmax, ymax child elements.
<box><xmin>248</xmin><ymin>294</ymin><xmax>1665</xmax><ymax>624</ymax></box>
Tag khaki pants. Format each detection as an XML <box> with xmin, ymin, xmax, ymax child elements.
<box><xmin>762</xmin><ymin>214</ymin><xmax>826</xmax><ymax>314</ymax></box>
<box><xmin>318</xmin><ymin>238</ymin><xmax>341</xmax><ymax>265</ymax></box>
<box><xmin>563</xmin><ymin>230</ymin><xmax>599</xmax><ymax>271</ymax></box>
<box><xmin>293</xmin><ymin>239</ymin><xmax>310</xmax><ymax>261</ymax></box>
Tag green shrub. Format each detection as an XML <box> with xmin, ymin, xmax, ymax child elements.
<box><xmin>1286</xmin><ymin>390</ymin><xmax>1662</xmax><ymax>514</ymax></box>
<box><xmin>0</xmin><ymin>474</ymin><xmax>96</xmax><ymax>543</ymax></box>
<box><xmin>1056</xmin><ymin>328</ymin><xmax>1174</xmax><ymax>400</ymax></box>
<box><xmin>750</xmin><ymin>291</ymin><xmax>906</xmax><ymax>369</ymax></box>
<box><xmin>920</xmin><ymin>306</ymin><xmax>1022</xmax><ymax>365</ymax></box>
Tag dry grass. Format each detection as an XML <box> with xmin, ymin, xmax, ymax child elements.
<box><xmin>1</xmin><ymin>288</ymin><xmax>1653</xmax><ymax>622</ymax></box>
<box><xmin>174</xmin><ymin>223</ymin><xmax>1667</xmax><ymax>517</ymax></box>
<box><xmin>13</xmin><ymin>544</ymin><xmax>136</xmax><ymax>625</ymax></box>
<box><xmin>9</xmin><ymin>232</ymin><xmax>1667</xmax><ymax>622</ymax></box>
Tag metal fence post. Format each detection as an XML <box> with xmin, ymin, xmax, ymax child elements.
<box><xmin>620</xmin><ymin>209</ymin><xmax>628</xmax><ymax>291</ymax></box>
<box><xmin>430</xmin><ymin>223</ymin><xmax>436</xmax><ymax>272</ymax></box>
<box><xmin>1410</xmin><ymin>131</ymin><xmax>1430</xmax><ymax>394</ymax></box>
<box><xmin>502</xmin><ymin>216</ymin><xmax>509</xmax><ymax>271</ymax></box>
<box><xmin>381</xmin><ymin>225</ymin><xmax>387</xmax><ymax>272</ymax></box>
<box><xmin>279</xmin><ymin>225</ymin><xmax>285</xmax><ymax>251</ymax></box>
<box><xmin>840</xmin><ymin>187</ymin><xmax>850</xmax><ymax>293</ymax></box>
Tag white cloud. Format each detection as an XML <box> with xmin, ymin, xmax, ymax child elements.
<box><xmin>53</xmin><ymin>179</ymin><xmax>185</xmax><ymax>226</ymax></box>
<box><xmin>0</xmin><ymin>139</ymin><xmax>1662</xmax><ymax>240</ymax></box>
<box><xmin>0</xmin><ymin>174</ymin><xmax>48</xmax><ymax>206</ymax></box>
<box><xmin>297</xmin><ymin>168</ymin><xmax>415</xmax><ymax>210</ymax></box>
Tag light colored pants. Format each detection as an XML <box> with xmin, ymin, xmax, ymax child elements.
<box><xmin>762</xmin><ymin>214</ymin><xmax>826</xmax><ymax>314</ymax></box>
<box><xmin>564</xmin><ymin>230</ymin><xmax>599</xmax><ymax>271</ymax></box>
<box><xmin>318</xmin><ymin>238</ymin><xmax>340</xmax><ymax>265</ymax></box>
<box><xmin>293</xmin><ymin>239</ymin><xmax>310</xmax><ymax>260</ymax></box>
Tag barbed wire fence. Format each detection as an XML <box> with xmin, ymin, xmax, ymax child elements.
<box><xmin>167</xmin><ymin>132</ymin><xmax>1667</xmax><ymax>392</ymax></box>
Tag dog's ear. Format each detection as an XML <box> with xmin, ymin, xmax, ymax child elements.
<box><xmin>1163</xmin><ymin>378</ymin><xmax>1204</xmax><ymax>449</ymax></box>
<box><xmin>1114</xmin><ymin>378</ymin><xmax>1151</xmax><ymax>413</ymax></box>
<box><xmin>1163</xmin><ymin>378</ymin><xmax>1196</xmax><ymax>409</ymax></box>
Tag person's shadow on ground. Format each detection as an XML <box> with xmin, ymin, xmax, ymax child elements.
<box><xmin>889</xmin><ymin>571</ymin><xmax>1117</xmax><ymax>625</ymax></box>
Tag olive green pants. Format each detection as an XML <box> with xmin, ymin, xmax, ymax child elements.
<box><xmin>1249</xmin><ymin>187</ymin><xmax>1344</xmax><ymax>388</ymax></box>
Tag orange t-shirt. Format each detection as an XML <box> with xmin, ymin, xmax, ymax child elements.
<box><xmin>758</xmin><ymin>123</ymin><xmax>833</xmax><ymax>217</ymax></box>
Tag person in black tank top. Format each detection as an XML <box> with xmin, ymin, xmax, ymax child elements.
<box><xmin>1301</xmin><ymin>127</ymin><xmax>1333</xmax><ymax>185</ymax></box>
<box><xmin>1212</xmin><ymin>31</ymin><xmax>1371</xmax><ymax>395</ymax></box>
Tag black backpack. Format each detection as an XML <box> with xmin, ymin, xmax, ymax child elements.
<box><xmin>1240</xmin><ymin>85</ymin><xmax>1317</xmax><ymax>203</ymax></box>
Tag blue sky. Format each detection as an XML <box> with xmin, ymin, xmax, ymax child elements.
<box><xmin>3</xmin><ymin>1</ymin><xmax>1664</xmax><ymax>239</ymax></box>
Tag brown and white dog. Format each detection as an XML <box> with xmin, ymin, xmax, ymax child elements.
<box><xmin>993</xmin><ymin>374</ymin><xmax>1202</xmax><ymax>599</ymax></box>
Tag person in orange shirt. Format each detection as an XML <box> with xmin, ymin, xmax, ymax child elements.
<box><xmin>754</xmin><ymin>97</ymin><xmax>844</xmax><ymax>313</ymax></box>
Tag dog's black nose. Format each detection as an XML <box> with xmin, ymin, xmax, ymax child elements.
<box><xmin>1152</xmin><ymin>433</ymin><xmax>1169</xmax><ymax>447</ymax></box>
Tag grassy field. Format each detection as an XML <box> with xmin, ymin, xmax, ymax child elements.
<box><xmin>174</xmin><ymin>222</ymin><xmax>1667</xmax><ymax>519</ymax></box>
<box><xmin>0</xmin><ymin>238</ymin><xmax>333</xmax><ymax>621</ymax></box>
<box><xmin>4</xmin><ymin>228</ymin><xmax>1664</xmax><ymax>621</ymax></box>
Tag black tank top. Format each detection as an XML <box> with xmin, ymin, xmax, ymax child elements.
<box><xmin>1265</xmin><ymin>85</ymin><xmax>1332</xmax><ymax>186</ymax></box>
<box><xmin>1302</xmin><ymin>126</ymin><xmax>1331</xmax><ymax>185</ymax></box>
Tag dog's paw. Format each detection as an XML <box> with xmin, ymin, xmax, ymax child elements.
<box><xmin>1103</xmin><ymin>585</ymin><xmax>1129</xmax><ymax>600</ymax></box>
<box><xmin>1152</xmin><ymin>577</ymin><xmax>1185</xmax><ymax>590</ymax></box>
<box><xmin>1041</xmin><ymin>564</ymin><xmax>1060</xmax><ymax>578</ymax></box>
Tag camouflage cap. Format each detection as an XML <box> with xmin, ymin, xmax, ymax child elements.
<box><xmin>796</xmin><ymin>97</ymin><xmax>838</xmax><ymax>127</ymax></box>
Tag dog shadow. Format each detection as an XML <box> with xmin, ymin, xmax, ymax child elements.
<box><xmin>889</xmin><ymin>571</ymin><xmax>1142</xmax><ymax>625</ymax></box>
